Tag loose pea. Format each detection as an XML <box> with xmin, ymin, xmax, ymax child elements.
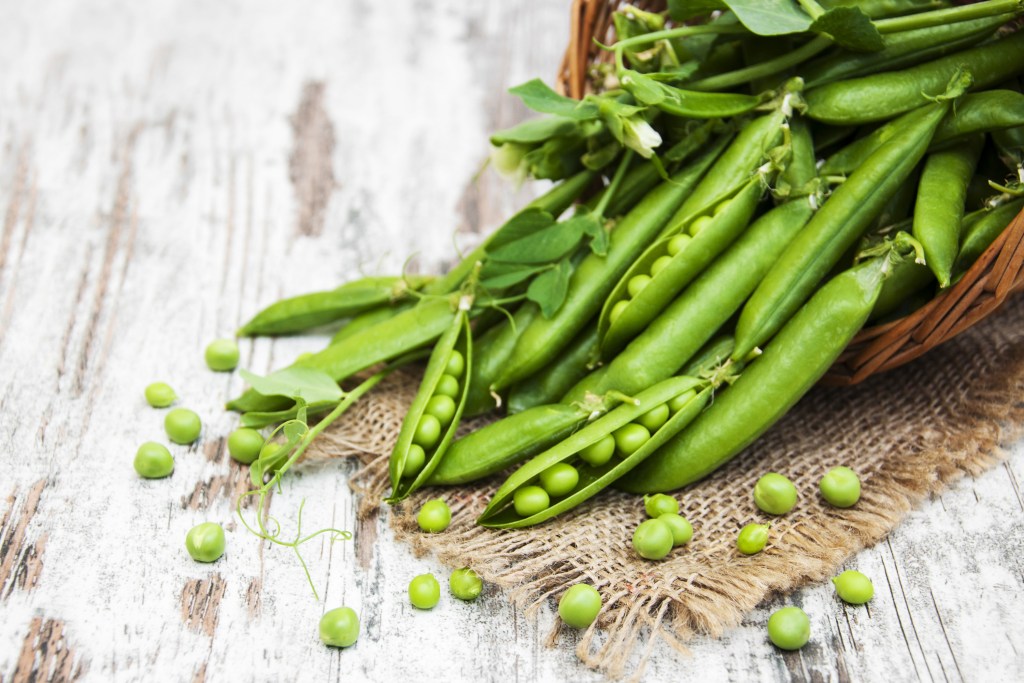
<box><xmin>650</xmin><ymin>255</ymin><xmax>673</xmax><ymax>277</ymax></box>
<box><xmin>767</xmin><ymin>606</ymin><xmax>810</xmax><ymax>650</ymax></box>
<box><xmin>445</xmin><ymin>350</ymin><xmax>465</xmax><ymax>377</ymax></box>
<box><xmin>435</xmin><ymin>374</ymin><xmax>460</xmax><ymax>398</ymax></box>
<box><xmin>627</xmin><ymin>274</ymin><xmax>652</xmax><ymax>297</ymax></box>
<box><xmin>413</xmin><ymin>414</ymin><xmax>442</xmax><ymax>449</ymax></box>
<box><xmin>613</xmin><ymin>423</ymin><xmax>650</xmax><ymax>456</ymax></box>
<box><xmin>632</xmin><ymin>518</ymin><xmax>674</xmax><ymax>560</ymax></box>
<box><xmin>408</xmin><ymin>573</ymin><xmax>441</xmax><ymax>610</ymax></box>
<box><xmin>820</xmin><ymin>466</ymin><xmax>861</xmax><ymax>508</ymax></box>
<box><xmin>753</xmin><ymin>473</ymin><xmax>798</xmax><ymax>515</ymax></box>
<box><xmin>737</xmin><ymin>523</ymin><xmax>769</xmax><ymax>555</ymax></box>
<box><xmin>636</xmin><ymin>403</ymin><xmax>669</xmax><ymax>432</ymax></box>
<box><xmin>417</xmin><ymin>498</ymin><xmax>451</xmax><ymax>533</ymax></box>
<box><xmin>319</xmin><ymin>606</ymin><xmax>359</xmax><ymax>648</ymax></box>
<box><xmin>513</xmin><ymin>485</ymin><xmax>550</xmax><ymax>517</ymax></box>
<box><xmin>204</xmin><ymin>338</ymin><xmax>240</xmax><ymax>371</ymax></box>
<box><xmin>667</xmin><ymin>389</ymin><xmax>697</xmax><ymax>414</ymax></box>
<box><xmin>688</xmin><ymin>215</ymin><xmax>714</xmax><ymax>237</ymax></box>
<box><xmin>425</xmin><ymin>395</ymin><xmax>457</xmax><ymax>425</ymax></box>
<box><xmin>832</xmin><ymin>570</ymin><xmax>874</xmax><ymax>604</ymax></box>
<box><xmin>449</xmin><ymin>568</ymin><xmax>483</xmax><ymax>601</ymax></box>
<box><xmin>644</xmin><ymin>493</ymin><xmax>679</xmax><ymax>518</ymax></box>
<box><xmin>144</xmin><ymin>382</ymin><xmax>176</xmax><ymax>408</ymax></box>
<box><xmin>539</xmin><ymin>463</ymin><xmax>579</xmax><ymax>498</ymax></box>
<box><xmin>609</xmin><ymin>299</ymin><xmax>630</xmax><ymax>325</ymax></box>
<box><xmin>667</xmin><ymin>233</ymin><xmax>691</xmax><ymax>256</ymax></box>
<box><xmin>658</xmin><ymin>513</ymin><xmax>693</xmax><ymax>546</ymax></box>
<box><xmin>185</xmin><ymin>522</ymin><xmax>225</xmax><ymax>563</ymax></box>
<box><xmin>404</xmin><ymin>444</ymin><xmax>426</xmax><ymax>478</ymax></box>
<box><xmin>558</xmin><ymin>584</ymin><xmax>602</xmax><ymax>628</ymax></box>
<box><xmin>227</xmin><ymin>428</ymin><xmax>265</xmax><ymax>464</ymax></box>
<box><xmin>578</xmin><ymin>435</ymin><xmax>615</xmax><ymax>467</ymax></box>
<box><xmin>134</xmin><ymin>442</ymin><xmax>174</xmax><ymax>479</ymax></box>
<box><xmin>165</xmin><ymin>408</ymin><xmax>202</xmax><ymax>445</ymax></box>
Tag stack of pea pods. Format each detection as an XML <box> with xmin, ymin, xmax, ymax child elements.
<box><xmin>232</xmin><ymin>0</ymin><xmax>1024</xmax><ymax>529</ymax></box>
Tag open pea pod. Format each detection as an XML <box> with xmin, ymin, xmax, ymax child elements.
<box><xmin>477</xmin><ymin>376</ymin><xmax>711</xmax><ymax>529</ymax></box>
<box><xmin>387</xmin><ymin>299</ymin><xmax>473</xmax><ymax>503</ymax></box>
<box><xmin>598</xmin><ymin>175</ymin><xmax>764</xmax><ymax>358</ymax></box>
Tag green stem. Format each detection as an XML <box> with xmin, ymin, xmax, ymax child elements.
<box><xmin>609</xmin><ymin>24</ymin><xmax>748</xmax><ymax>52</ymax></box>
<box><xmin>594</xmin><ymin>150</ymin><xmax>635</xmax><ymax>218</ymax></box>
<box><xmin>875</xmin><ymin>0</ymin><xmax>1022</xmax><ymax>33</ymax></box>
<box><xmin>797</xmin><ymin>0</ymin><xmax>825</xmax><ymax>20</ymax></box>
<box><xmin>686</xmin><ymin>37</ymin><xmax>831</xmax><ymax>91</ymax></box>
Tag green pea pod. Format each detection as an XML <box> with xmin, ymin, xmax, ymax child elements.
<box><xmin>869</xmin><ymin>257</ymin><xmax>933</xmax><ymax>322</ymax></box>
<box><xmin>620</xmin><ymin>256</ymin><xmax>890</xmax><ymax>494</ymax></box>
<box><xmin>507</xmin><ymin>322</ymin><xmax>598</xmax><ymax>414</ymax></box>
<box><xmin>387</xmin><ymin>301</ymin><xmax>473</xmax><ymax>503</ymax></box>
<box><xmin>463</xmin><ymin>303</ymin><xmax>540</xmax><ymax>417</ymax></box>
<box><xmin>238</xmin><ymin>276</ymin><xmax>429</xmax><ymax>337</ymax></box>
<box><xmin>733</xmin><ymin>102</ymin><xmax>948</xmax><ymax>361</ymax></box>
<box><xmin>805</xmin><ymin>32</ymin><xmax>1024</xmax><ymax>124</ymax></box>
<box><xmin>329</xmin><ymin>304</ymin><xmax>408</xmax><ymax>345</ymax></box>
<box><xmin>994</xmin><ymin>125</ymin><xmax>1024</xmax><ymax>169</ymax></box>
<box><xmin>913</xmin><ymin>136</ymin><xmax>984</xmax><ymax>287</ymax></box>
<box><xmin>478</xmin><ymin>377</ymin><xmax>710</xmax><ymax>528</ymax></box>
<box><xmin>955</xmin><ymin>198</ymin><xmax>1024</xmax><ymax>275</ymax></box>
<box><xmin>598</xmin><ymin>175</ymin><xmax>765</xmax><ymax>357</ymax></box>
<box><xmin>620</xmin><ymin>69</ymin><xmax>761</xmax><ymax>119</ymax></box>
<box><xmin>801</xmin><ymin>14</ymin><xmax>1009</xmax><ymax>88</ymax></box>
<box><xmin>488</xmin><ymin>135</ymin><xmax>732</xmax><ymax>392</ymax></box>
<box><xmin>426</xmin><ymin>402</ymin><xmax>595</xmax><ymax>486</ymax></box>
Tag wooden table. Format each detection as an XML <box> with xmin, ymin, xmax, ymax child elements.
<box><xmin>2</xmin><ymin>2</ymin><xmax>1022</xmax><ymax>680</ymax></box>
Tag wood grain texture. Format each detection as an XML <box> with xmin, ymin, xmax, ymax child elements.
<box><xmin>0</xmin><ymin>1</ymin><xmax>1021</xmax><ymax>681</ymax></box>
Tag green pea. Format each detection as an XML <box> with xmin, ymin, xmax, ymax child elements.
<box><xmin>636</xmin><ymin>403</ymin><xmax>669</xmax><ymax>432</ymax></box>
<box><xmin>133</xmin><ymin>442</ymin><xmax>174</xmax><ymax>479</ymax></box>
<box><xmin>417</xmin><ymin>498</ymin><xmax>451</xmax><ymax>533</ymax></box>
<box><xmin>445</xmin><ymin>349</ymin><xmax>466</xmax><ymax>377</ymax></box>
<box><xmin>513</xmin><ymin>485</ymin><xmax>550</xmax><ymax>517</ymax></box>
<box><xmin>144</xmin><ymin>382</ymin><xmax>176</xmax><ymax>408</ymax></box>
<box><xmin>578</xmin><ymin>435</ymin><xmax>615</xmax><ymax>467</ymax></box>
<box><xmin>449</xmin><ymin>568</ymin><xmax>483</xmax><ymax>601</ymax></box>
<box><xmin>644</xmin><ymin>493</ymin><xmax>679</xmax><ymax>518</ymax></box>
<box><xmin>404</xmin><ymin>444</ymin><xmax>426</xmax><ymax>479</ymax></box>
<box><xmin>558</xmin><ymin>583</ymin><xmax>602</xmax><ymax>629</ymax></box>
<box><xmin>650</xmin><ymin>255</ymin><xmax>673</xmax><ymax>277</ymax></box>
<box><xmin>425</xmin><ymin>395</ymin><xmax>456</xmax><ymax>425</ymax></box>
<box><xmin>666</xmin><ymin>233</ymin><xmax>691</xmax><ymax>256</ymax></box>
<box><xmin>227</xmin><ymin>428</ymin><xmax>265</xmax><ymax>464</ymax></box>
<box><xmin>539</xmin><ymin>463</ymin><xmax>579</xmax><ymax>498</ymax></box>
<box><xmin>753</xmin><ymin>473</ymin><xmax>798</xmax><ymax>515</ymax></box>
<box><xmin>658</xmin><ymin>513</ymin><xmax>693</xmax><ymax>546</ymax></box>
<box><xmin>613</xmin><ymin>423</ymin><xmax>650</xmax><ymax>456</ymax></box>
<box><xmin>165</xmin><ymin>408</ymin><xmax>202</xmax><ymax>445</ymax></box>
<box><xmin>737</xmin><ymin>523</ymin><xmax>769</xmax><ymax>555</ymax></box>
<box><xmin>714</xmin><ymin>200</ymin><xmax>730</xmax><ymax>216</ymax></box>
<box><xmin>667</xmin><ymin>389</ymin><xmax>697</xmax><ymax>414</ymax></box>
<box><xmin>435</xmin><ymin>374</ymin><xmax>460</xmax><ymax>398</ymax></box>
<box><xmin>185</xmin><ymin>522</ymin><xmax>225</xmax><ymax>562</ymax></box>
<box><xmin>413</xmin><ymin>414</ymin><xmax>442</xmax><ymax>449</ymax></box>
<box><xmin>609</xmin><ymin>299</ymin><xmax>630</xmax><ymax>325</ymax></box>
<box><xmin>688</xmin><ymin>215</ymin><xmax>713</xmax><ymax>237</ymax></box>
<box><xmin>627</xmin><ymin>274</ymin><xmax>652</xmax><ymax>297</ymax></box>
<box><xmin>319</xmin><ymin>606</ymin><xmax>359</xmax><ymax>648</ymax></box>
<box><xmin>204</xmin><ymin>338</ymin><xmax>240</xmax><ymax>371</ymax></box>
<box><xmin>767</xmin><ymin>606</ymin><xmax>810</xmax><ymax>650</ymax></box>
<box><xmin>632</xmin><ymin>518</ymin><xmax>674</xmax><ymax>560</ymax></box>
<box><xmin>820</xmin><ymin>466</ymin><xmax>861</xmax><ymax>508</ymax></box>
<box><xmin>408</xmin><ymin>573</ymin><xmax>441</xmax><ymax>610</ymax></box>
<box><xmin>832</xmin><ymin>570</ymin><xmax>874</xmax><ymax>605</ymax></box>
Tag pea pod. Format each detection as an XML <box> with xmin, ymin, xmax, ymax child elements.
<box><xmin>620</xmin><ymin>256</ymin><xmax>891</xmax><ymax>494</ymax></box>
<box><xmin>463</xmin><ymin>303</ymin><xmax>540</xmax><ymax>417</ymax></box>
<box><xmin>478</xmin><ymin>376</ymin><xmax>711</xmax><ymax>528</ymax></box>
<box><xmin>913</xmin><ymin>136</ymin><xmax>984</xmax><ymax>287</ymax></box>
<box><xmin>955</xmin><ymin>197</ymin><xmax>1024</xmax><ymax>274</ymax></box>
<box><xmin>329</xmin><ymin>304</ymin><xmax>408</xmax><ymax>345</ymax></box>
<box><xmin>507</xmin><ymin>322</ymin><xmax>598</xmax><ymax>414</ymax></box>
<box><xmin>869</xmin><ymin>256</ymin><xmax>933</xmax><ymax>321</ymax></box>
<box><xmin>733</xmin><ymin>102</ymin><xmax>948</xmax><ymax>361</ymax></box>
<box><xmin>387</xmin><ymin>300</ymin><xmax>473</xmax><ymax>503</ymax></box>
<box><xmin>805</xmin><ymin>33</ymin><xmax>1024</xmax><ymax>124</ymax></box>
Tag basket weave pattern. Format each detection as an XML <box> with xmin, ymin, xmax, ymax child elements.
<box><xmin>558</xmin><ymin>0</ymin><xmax>1024</xmax><ymax>384</ymax></box>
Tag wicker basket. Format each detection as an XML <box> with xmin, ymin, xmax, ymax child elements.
<box><xmin>558</xmin><ymin>0</ymin><xmax>1024</xmax><ymax>385</ymax></box>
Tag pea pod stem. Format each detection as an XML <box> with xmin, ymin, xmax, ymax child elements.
<box><xmin>686</xmin><ymin>37</ymin><xmax>831</xmax><ymax>92</ymax></box>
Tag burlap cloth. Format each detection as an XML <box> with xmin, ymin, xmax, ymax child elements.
<box><xmin>305</xmin><ymin>293</ymin><xmax>1024</xmax><ymax>678</ymax></box>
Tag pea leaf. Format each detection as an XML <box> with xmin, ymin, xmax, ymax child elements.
<box><xmin>582</xmin><ymin>141</ymin><xmax>621</xmax><ymax>170</ymax></box>
<box><xmin>509</xmin><ymin>79</ymin><xmax>600</xmax><ymax>120</ymax></box>
<box><xmin>722</xmin><ymin>0</ymin><xmax>811</xmax><ymax>35</ymax></box>
<box><xmin>487</xmin><ymin>208</ymin><xmax>556</xmax><ymax>250</ymax></box>
<box><xmin>488</xmin><ymin>218</ymin><xmax>587</xmax><ymax>265</ymax></box>
<box><xmin>527</xmin><ymin>259</ymin><xmax>573</xmax><ymax>318</ymax></box>
<box><xmin>810</xmin><ymin>6</ymin><xmax>884</xmax><ymax>52</ymax></box>
<box><xmin>572</xmin><ymin>209</ymin><xmax>608</xmax><ymax>256</ymax></box>
<box><xmin>668</xmin><ymin>0</ymin><xmax>725</xmax><ymax>21</ymax></box>
<box><xmin>239</xmin><ymin>367</ymin><xmax>343</xmax><ymax>405</ymax></box>
<box><xmin>490</xmin><ymin>117</ymin><xmax>581</xmax><ymax>145</ymax></box>
<box><xmin>480</xmin><ymin>263</ymin><xmax>549</xmax><ymax>290</ymax></box>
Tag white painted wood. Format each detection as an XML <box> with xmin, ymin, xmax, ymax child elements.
<box><xmin>0</xmin><ymin>1</ymin><xmax>1022</xmax><ymax>681</ymax></box>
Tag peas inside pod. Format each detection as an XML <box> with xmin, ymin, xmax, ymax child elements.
<box><xmin>767</xmin><ymin>606</ymin><xmax>811</xmax><ymax>651</ymax></box>
<box><xmin>165</xmin><ymin>408</ymin><xmax>202</xmax><ymax>445</ymax></box>
<box><xmin>409</xmin><ymin>573</ymin><xmax>441</xmax><ymax>610</ymax></box>
<box><xmin>185</xmin><ymin>522</ymin><xmax>226</xmax><ymax>563</ymax></box>
<box><xmin>144</xmin><ymin>382</ymin><xmax>176</xmax><ymax>408</ymax></box>
<box><xmin>417</xmin><ymin>498</ymin><xmax>452</xmax><ymax>533</ymax></box>
<box><xmin>820</xmin><ymin>466</ymin><xmax>861</xmax><ymax>508</ymax></box>
<box><xmin>753</xmin><ymin>473</ymin><xmax>798</xmax><ymax>515</ymax></box>
<box><xmin>205</xmin><ymin>338</ymin><xmax>240</xmax><ymax>371</ymax></box>
<box><xmin>133</xmin><ymin>442</ymin><xmax>174</xmax><ymax>479</ymax></box>
<box><xmin>449</xmin><ymin>568</ymin><xmax>483</xmax><ymax>601</ymax></box>
<box><xmin>558</xmin><ymin>583</ymin><xmax>602</xmax><ymax>629</ymax></box>
<box><xmin>319</xmin><ymin>607</ymin><xmax>360</xmax><ymax>648</ymax></box>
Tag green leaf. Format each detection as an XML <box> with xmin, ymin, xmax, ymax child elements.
<box><xmin>488</xmin><ymin>218</ymin><xmax>587</xmax><ymax>265</ymax></box>
<box><xmin>239</xmin><ymin>367</ymin><xmax>343</xmax><ymax>405</ymax></box>
<box><xmin>722</xmin><ymin>0</ymin><xmax>811</xmax><ymax>35</ymax></box>
<box><xmin>527</xmin><ymin>259</ymin><xmax>573</xmax><ymax>318</ymax></box>
<box><xmin>582</xmin><ymin>141</ymin><xmax>621</xmax><ymax>171</ymax></box>
<box><xmin>490</xmin><ymin>117</ymin><xmax>580</xmax><ymax>145</ymax></box>
<box><xmin>573</xmin><ymin>210</ymin><xmax>608</xmax><ymax>256</ymax></box>
<box><xmin>811</xmin><ymin>6</ymin><xmax>883</xmax><ymax>52</ymax></box>
<box><xmin>509</xmin><ymin>79</ymin><xmax>599</xmax><ymax>120</ymax></box>
<box><xmin>487</xmin><ymin>208</ymin><xmax>556</xmax><ymax>250</ymax></box>
<box><xmin>480</xmin><ymin>264</ymin><xmax>549</xmax><ymax>290</ymax></box>
<box><xmin>668</xmin><ymin>0</ymin><xmax>726</xmax><ymax>21</ymax></box>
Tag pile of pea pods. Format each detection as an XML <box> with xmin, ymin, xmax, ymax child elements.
<box><xmin>232</xmin><ymin>0</ymin><xmax>1024</xmax><ymax>530</ymax></box>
